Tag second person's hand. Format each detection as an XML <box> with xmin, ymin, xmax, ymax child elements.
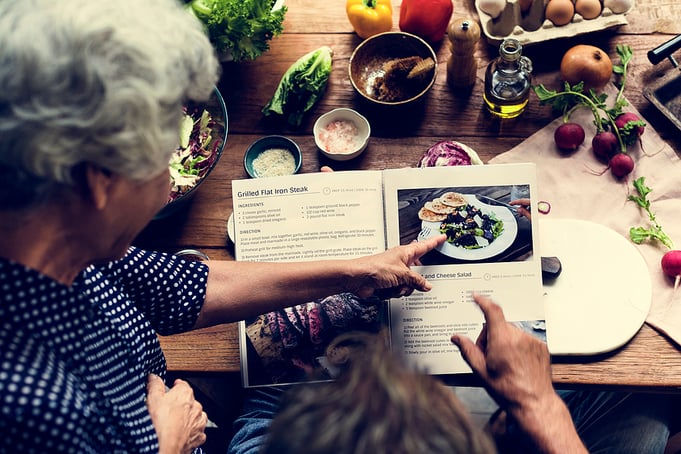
<box><xmin>450</xmin><ymin>294</ymin><xmax>587</xmax><ymax>454</ymax></box>
<box><xmin>450</xmin><ymin>293</ymin><xmax>553</xmax><ymax>411</ymax></box>
<box><xmin>509</xmin><ymin>198</ymin><xmax>531</xmax><ymax>220</ymax></box>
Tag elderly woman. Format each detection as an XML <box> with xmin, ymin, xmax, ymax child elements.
<box><xmin>0</xmin><ymin>0</ymin><xmax>445</xmax><ymax>452</ymax></box>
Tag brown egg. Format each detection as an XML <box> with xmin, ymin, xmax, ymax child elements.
<box><xmin>575</xmin><ymin>0</ymin><xmax>602</xmax><ymax>19</ymax></box>
<box><xmin>545</xmin><ymin>0</ymin><xmax>575</xmax><ymax>26</ymax></box>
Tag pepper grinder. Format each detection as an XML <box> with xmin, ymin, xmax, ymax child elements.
<box><xmin>446</xmin><ymin>17</ymin><xmax>480</xmax><ymax>90</ymax></box>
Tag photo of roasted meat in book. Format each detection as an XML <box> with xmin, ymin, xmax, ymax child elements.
<box><xmin>243</xmin><ymin>294</ymin><xmax>388</xmax><ymax>387</ymax></box>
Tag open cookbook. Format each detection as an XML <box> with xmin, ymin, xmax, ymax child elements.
<box><xmin>232</xmin><ymin>163</ymin><xmax>545</xmax><ymax>387</ymax></box>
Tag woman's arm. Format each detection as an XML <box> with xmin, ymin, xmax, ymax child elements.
<box><xmin>192</xmin><ymin>235</ymin><xmax>446</xmax><ymax>329</ymax></box>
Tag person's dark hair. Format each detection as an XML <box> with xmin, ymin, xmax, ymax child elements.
<box><xmin>262</xmin><ymin>331</ymin><xmax>496</xmax><ymax>454</ymax></box>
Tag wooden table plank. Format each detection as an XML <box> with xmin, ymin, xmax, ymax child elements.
<box><xmin>159</xmin><ymin>324</ymin><xmax>241</xmax><ymax>372</ymax></box>
<box><xmin>552</xmin><ymin>324</ymin><xmax>681</xmax><ymax>391</ymax></box>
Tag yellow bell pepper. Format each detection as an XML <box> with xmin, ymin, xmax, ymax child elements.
<box><xmin>346</xmin><ymin>0</ymin><xmax>393</xmax><ymax>39</ymax></box>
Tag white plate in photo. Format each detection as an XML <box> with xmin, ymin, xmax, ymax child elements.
<box><xmin>420</xmin><ymin>194</ymin><xmax>518</xmax><ymax>261</ymax></box>
<box><xmin>541</xmin><ymin>218</ymin><xmax>652</xmax><ymax>355</ymax></box>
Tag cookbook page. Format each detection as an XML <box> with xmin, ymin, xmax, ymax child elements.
<box><xmin>232</xmin><ymin>170</ymin><xmax>386</xmax><ymax>262</ymax></box>
<box><xmin>232</xmin><ymin>170</ymin><xmax>388</xmax><ymax>387</ymax></box>
<box><xmin>382</xmin><ymin>164</ymin><xmax>544</xmax><ymax>375</ymax></box>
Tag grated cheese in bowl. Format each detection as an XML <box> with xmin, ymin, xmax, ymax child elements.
<box><xmin>252</xmin><ymin>148</ymin><xmax>297</xmax><ymax>177</ymax></box>
<box><xmin>244</xmin><ymin>135</ymin><xmax>302</xmax><ymax>178</ymax></box>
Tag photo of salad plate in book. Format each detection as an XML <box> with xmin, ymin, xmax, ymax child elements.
<box><xmin>418</xmin><ymin>193</ymin><xmax>519</xmax><ymax>260</ymax></box>
<box><xmin>231</xmin><ymin>163</ymin><xmax>545</xmax><ymax>387</ymax></box>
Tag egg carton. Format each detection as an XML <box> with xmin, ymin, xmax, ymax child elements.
<box><xmin>474</xmin><ymin>0</ymin><xmax>633</xmax><ymax>46</ymax></box>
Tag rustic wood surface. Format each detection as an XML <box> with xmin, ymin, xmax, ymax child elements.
<box><xmin>140</xmin><ymin>0</ymin><xmax>681</xmax><ymax>391</ymax></box>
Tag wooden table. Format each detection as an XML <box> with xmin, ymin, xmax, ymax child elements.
<box><xmin>135</xmin><ymin>0</ymin><xmax>681</xmax><ymax>391</ymax></box>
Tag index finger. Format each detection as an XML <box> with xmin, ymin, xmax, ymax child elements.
<box><xmin>411</xmin><ymin>234</ymin><xmax>446</xmax><ymax>261</ymax></box>
<box><xmin>472</xmin><ymin>293</ymin><xmax>507</xmax><ymax>328</ymax></box>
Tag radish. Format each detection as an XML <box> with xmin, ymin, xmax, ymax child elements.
<box><xmin>609</xmin><ymin>152</ymin><xmax>634</xmax><ymax>178</ymax></box>
<box><xmin>615</xmin><ymin>112</ymin><xmax>645</xmax><ymax>136</ymax></box>
<box><xmin>591</xmin><ymin>130</ymin><xmax>618</xmax><ymax>160</ymax></box>
<box><xmin>661</xmin><ymin>250</ymin><xmax>681</xmax><ymax>290</ymax></box>
<box><xmin>615</xmin><ymin>112</ymin><xmax>645</xmax><ymax>146</ymax></box>
<box><xmin>554</xmin><ymin>122</ymin><xmax>585</xmax><ymax>151</ymax></box>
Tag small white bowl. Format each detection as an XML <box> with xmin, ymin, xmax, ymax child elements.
<box><xmin>313</xmin><ymin>108</ymin><xmax>370</xmax><ymax>161</ymax></box>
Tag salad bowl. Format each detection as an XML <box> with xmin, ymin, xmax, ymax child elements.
<box><xmin>154</xmin><ymin>86</ymin><xmax>228</xmax><ymax>220</ymax></box>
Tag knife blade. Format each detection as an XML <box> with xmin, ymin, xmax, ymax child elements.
<box><xmin>475</xmin><ymin>194</ymin><xmax>520</xmax><ymax>212</ymax></box>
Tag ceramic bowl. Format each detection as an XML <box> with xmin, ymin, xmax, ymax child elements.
<box><xmin>348</xmin><ymin>31</ymin><xmax>437</xmax><ymax>108</ymax></box>
<box><xmin>313</xmin><ymin>108</ymin><xmax>371</xmax><ymax>161</ymax></box>
<box><xmin>155</xmin><ymin>86</ymin><xmax>228</xmax><ymax>220</ymax></box>
<box><xmin>174</xmin><ymin>249</ymin><xmax>210</xmax><ymax>261</ymax></box>
<box><xmin>243</xmin><ymin>135</ymin><xmax>302</xmax><ymax>178</ymax></box>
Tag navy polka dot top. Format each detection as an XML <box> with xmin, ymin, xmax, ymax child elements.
<box><xmin>0</xmin><ymin>246</ymin><xmax>208</xmax><ymax>452</ymax></box>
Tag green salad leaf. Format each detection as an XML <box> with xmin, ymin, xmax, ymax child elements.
<box><xmin>628</xmin><ymin>177</ymin><xmax>674</xmax><ymax>249</ymax></box>
<box><xmin>186</xmin><ymin>0</ymin><xmax>286</xmax><ymax>62</ymax></box>
<box><xmin>168</xmin><ymin>108</ymin><xmax>216</xmax><ymax>202</ymax></box>
<box><xmin>262</xmin><ymin>46</ymin><xmax>333</xmax><ymax>126</ymax></box>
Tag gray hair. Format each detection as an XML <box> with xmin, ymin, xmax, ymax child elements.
<box><xmin>263</xmin><ymin>331</ymin><xmax>496</xmax><ymax>454</ymax></box>
<box><xmin>0</xmin><ymin>0</ymin><xmax>219</xmax><ymax>209</ymax></box>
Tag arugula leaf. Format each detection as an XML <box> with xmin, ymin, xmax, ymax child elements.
<box><xmin>612</xmin><ymin>44</ymin><xmax>633</xmax><ymax>76</ymax></box>
<box><xmin>613</xmin><ymin>44</ymin><xmax>633</xmax><ymax>111</ymax></box>
<box><xmin>628</xmin><ymin>177</ymin><xmax>674</xmax><ymax>249</ymax></box>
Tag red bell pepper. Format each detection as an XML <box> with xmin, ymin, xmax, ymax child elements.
<box><xmin>399</xmin><ymin>0</ymin><xmax>454</xmax><ymax>43</ymax></box>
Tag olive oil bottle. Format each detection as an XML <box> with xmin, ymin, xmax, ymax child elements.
<box><xmin>483</xmin><ymin>38</ymin><xmax>533</xmax><ymax>119</ymax></box>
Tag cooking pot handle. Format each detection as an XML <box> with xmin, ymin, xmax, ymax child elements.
<box><xmin>648</xmin><ymin>34</ymin><xmax>681</xmax><ymax>67</ymax></box>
